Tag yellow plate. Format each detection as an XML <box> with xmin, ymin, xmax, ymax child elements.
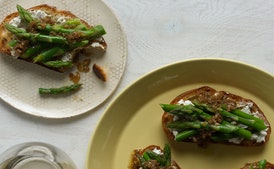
<box><xmin>86</xmin><ymin>58</ymin><xmax>274</xmax><ymax>169</ymax></box>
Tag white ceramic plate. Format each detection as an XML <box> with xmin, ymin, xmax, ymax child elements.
<box><xmin>0</xmin><ymin>0</ymin><xmax>127</xmax><ymax>118</ymax></box>
<box><xmin>86</xmin><ymin>58</ymin><xmax>274</xmax><ymax>169</ymax></box>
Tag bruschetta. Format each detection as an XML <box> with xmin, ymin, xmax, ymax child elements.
<box><xmin>161</xmin><ymin>86</ymin><xmax>271</xmax><ymax>147</ymax></box>
<box><xmin>0</xmin><ymin>4</ymin><xmax>107</xmax><ymax>72</ymax></box>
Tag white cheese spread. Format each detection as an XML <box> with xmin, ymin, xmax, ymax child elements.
<box><xmin>9</xmin><ymin>10</ymin><xmax>49</xmax><ymax>28</ymax></box>
<box><xmin>251</xmin><ymin>129</ymin><xmax>268</xmax><ymax>143</ymax></box>
<box><xmin>9</xmin><ymin>16</ymin><xmax>22</xmax><ymax>27</ymax></box>
<box><xmin>152</xmin><ymin>148</ymin><xmax>163</xmax><ymax>155</ymax></box>
<box><xmin>61</xmin><ymin>52</ymin><xmax>73</xmax><ymax>62</ymax></box>
<box><xmin>56</xmin><ymin>16</ymin><xmax>68</xmax><ymax>24</ymax></box>
<box><xmin>90</xmin><ymin>41</ymin><xmax>106</xmax><ymax>51</ymax></box>
<box><xmin>177</xmin><ymin>99</ymin><xmax>193</xmax><ymax>106</ymax></box>
<box><xmin>228</xmin><ymin>137</ymin><xmax>244</xmax><ymax>144</ymax></box>
<box><xmin>29</xmin><ymin>10</ymin><xmax>49</xmax><ymax>19</ymax></box>
<box><xmin>172</xmin><ymin>130</ymin><xmax>178</xmax><ymax>137</ymax></box>
<box><xmin>229</xmin><ymin>103</ymin><xmax>268</xmax><ymax>144</ymax></box>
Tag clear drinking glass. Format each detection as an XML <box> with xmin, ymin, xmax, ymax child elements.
<box><xmin>0</xmin><ymin>142</ymin><xmax>77</xmax><ymax>169</ymax></box>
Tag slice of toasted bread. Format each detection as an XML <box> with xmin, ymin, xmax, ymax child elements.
<box><xmin>128</xmin><ymin>144</ymin><xmax>181</xmax><ymax>169</ymax></box>
<box><xmin>241</xmin><ymin>160</ymin><xmax>274</xmax><ymax>169</ymax></box>
<box><xmin>161</xmin><ymin>86</ymin><xmax>271</xmax><ymax>147</ymax></box>
<box><xmin>0</xmin><ymin>4</ymin><xmax>107</xmax><ymax>72</ymax></box>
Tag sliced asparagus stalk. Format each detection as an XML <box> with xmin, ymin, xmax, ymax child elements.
<box><xmin>39</xmin><ymin>83</ymin><xmax>82</xmax><ymax>94</ymax></box>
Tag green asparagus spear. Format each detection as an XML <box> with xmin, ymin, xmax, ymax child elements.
<box><xmin>219</xmin><ymin>109</ymin><xmax>267</xmax><ymax>131</ymax></box>
<box><xmin>192</xmin><ymin>101</ymin><xmax>267</xmax><ymax>131</ymax></box>
<box><xmin>167</xmin><ymin>121</ymin><xmax>239</xmax><ymax>133</ymax></box>
<box><xmin>210</xmin><ymin>133</ymin><xmax>235</xmax><ymax>142</ymax></box>
<box><xmin>6</xmin><ymin>23</ymin><xmax>104</xmax><ymax>44</ymax></box>
<box><xmin>8</xmin><ymin>39</ymin><xmax>17</xmax><ymax>47</ymax></box>
<box><xmin>160</xmin><ymin>104</ymin><xmax>212</xmax><ymax>120</ymax></box>
<box><xmin>17</xmin><ymin>5</ymin><xmax>80</xmax><ymax>28</ymax></box>
<box><xmin>43</xmin><ymin>60</ymin><xmax>73</xmax><ymax>68</ymax></box>
<box><xmin>138</xmin><ymin>156</ymin><xmax>147</xmax><ymax>168</ymax></box>
<box><xmin>24</xmin><ymin>32</ymin><xmax>67</xmax><ymax>43</ymax></box>
<box><xmin>30</xmin><ymin>34</ymin><xmax>67</xmax><ymax>44</ymax></box>
<box><xmin>175</xmin><ymin>130</ymin><xmax>198</xmax><ymax>141</ymax></box>
<box><xmin>142</xmin><ymin>151</ymin><xmax>151</xmax><ymax>161</ymax></box>
<box><xmin>192</xmin><ymin>100</ymin><xmax>215</xmax><ymax>113</ymax></box>
<box><xmin>168</xmin><ymin>120</ymin><xmax>252</xmax><ymax>140</ymax></box>
<box><xmin>231</xmin><ymin>109</ymin><xmax>265</xmax><ymax>124</ymax></box>
<box><xmin>5</xmin><ymin>24</ymin><xmax>25</xmax><ymax>33</ymax></box>
<box><xmin>33</xmin><ymin>47</ymin><xmax>66</xmax><ymax>63</ymax></box>
<box><xmin>70</xmin><ymin>40</ymin><xmax>89</xmax><ymax>48</ymax></box>
<box><xmin>84</xmin><ymin>25</ymin><xmax>106</xmax><ymax>38</ymax></box>
<box><xmin>167</xmin><ymin>121</ymin><xmax>203</xmax><ymax>130</ymax></box>
<box><xmin>141</xmin><ymin>144</ymin><xmax>172</xmax><ymax>167</ymax></box>
<box><xmin>5</xmin><ymin>24</ymin><xmax>68</xmax><ymax>44</ymax></box>
<box><xmin>160</xmin><ymin>104</ymin><xmax>178</xmax><ymax>112</ymax></box>
<box><xmin>161</xmin><ymin>103</ymin><xmax>254</xmax><ymax>139</ymax></box>
<box><xmin>39</xmin><ymin>83</ymin><xmax>82</xmax><ymax>94</ymax></box>
<box><xmin>37</xmin><ymin>19</ymin><xmax>82</xmax><ymax>31</ymax></box>
<box><xmin>21</xmin><ymin>44</ymin><xmax>44</xmax><ymax>59</ymax></box>
<box><xmin>144</xmin><ymin>151</ymin><xmax>166</xmax><ymax>166</ymax></box>
<box><xmin>163</xmin><ymin>144</ymin><xmax>171</xmax><ymax>166</ymax></box>
<box><xmin>221</xmin><ymin>121</ymin><xmax>252</xmax><ymax>139</ymax></box>
<box><xmin>258</xmin><ymin>159</ymin><xmax>267</xmax><ymax>169</ymax></box>
<box><xmin>75</xmin><ymin>24</ymin><xmax>88</xmax><ymax>30</ymax></box>
<box><xmin>16</xmin><ymin>4</ymin><xmax>34</xmax><ymax>23</ymax></box>
<box><xmin>43</xmin><ymin>24</ymin><xmax>106</xmax><ymax>39</ymax></box>
<box><xmin>63</xmin><ymin>18</ymin><xmax>81</xmax><ymax>27</ymax></box>
<box><xmin>161</xmin><ymin>104</ymin><xmax>201</xmax><ymax>114</ymax></box>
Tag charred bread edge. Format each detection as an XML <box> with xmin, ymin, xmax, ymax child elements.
<box><xmin>162</xmin><ymin>86</ymin><xmax>271</xmax><ymax>146</ymax></box>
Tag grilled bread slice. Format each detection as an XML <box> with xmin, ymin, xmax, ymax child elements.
<box><xmin>0</xmin><ymin>4</ymin><xmax>107</xmax><ymax>72</ymax></box>
<box><xmin>128</xmin><ymin>144</ymin><xmax>181</xmax><ymax>169</ymax></box>
<box><xmin>161</xmin><ymin>86</ymin><xmax>271</xmax><ymax>147</ymax></box>
<box><xmin>241</xmin><ymin>160</ymin><xmax>274</xmax><ymax>169</ymax></box>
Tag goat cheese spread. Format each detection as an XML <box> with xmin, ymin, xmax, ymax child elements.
<box><xmin>9</xmin><ymin>10</ymin><xmax>49</xmax><ymax>27</ymax></box>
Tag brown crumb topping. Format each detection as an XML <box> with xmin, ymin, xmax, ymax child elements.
<box><xmin>77</xmin><ymin>59</ymin><xmax>91</xmax><ymax>72</ymax></box>
<box><xmin>69</xmin><ymin>71</ymin><xmax>80</xmax><ymax>84</ymax></box>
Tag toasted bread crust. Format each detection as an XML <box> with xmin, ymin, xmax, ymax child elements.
<box><xmin>0</xmin><ymin>4</ymin><xmax>107</xmax><ymax>72</ymax></box>
<box><xmin>129</xmin><ymin>145</ymin><xmax>181</xmax><ymax>169</ymax></box>
<box><xmin>162</xmin><ymin>86</ymin><xmax>271</xmax><ymax>146</ymax></box>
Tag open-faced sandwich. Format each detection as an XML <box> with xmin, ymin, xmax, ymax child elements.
<box><xmin>0</xmin><ymin>4</ymin><xmax>107</xmax><ymax>73</ymax></box>
<box><xmin>161</xmin><ymin>86</ymin><xmax>271</xmax><ymax>147</ymax></box>
<box><xmin>128</xmin><ymin>144</ymin><xmax>181</xmax><ymax>169</ymax></box>
<box><xmin>241</xmin><ymin>159</ymin><xmax>274</xmax><ymax>169</ymax></box>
